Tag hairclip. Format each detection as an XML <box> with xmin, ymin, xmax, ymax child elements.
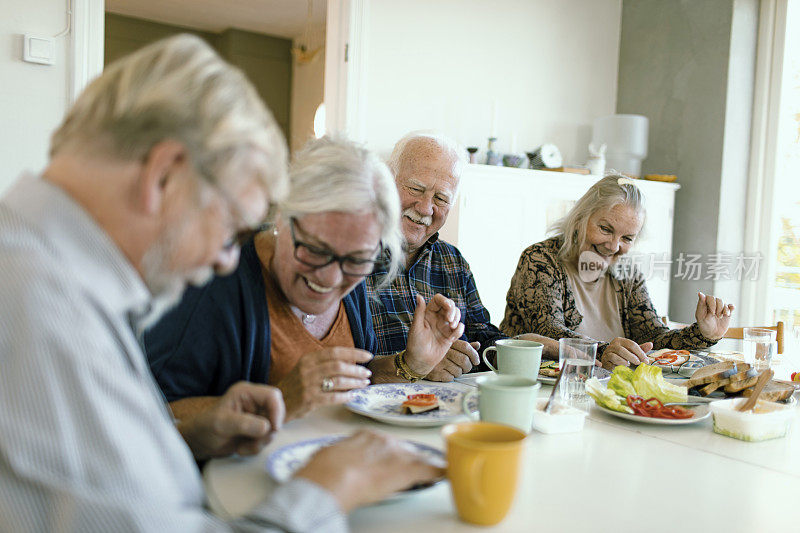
<box><xmin>617</xmin><ymin>177</ymin><xmax>637</xmax><ymax>187</ymax></box>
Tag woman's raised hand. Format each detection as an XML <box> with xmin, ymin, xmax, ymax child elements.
<box><xmin>695</xmin><ymin>291</ymin><xmax>734</xmax><ymax>340</ymax></box>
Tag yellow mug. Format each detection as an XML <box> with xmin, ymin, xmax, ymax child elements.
<box><xmin>441</xmin><ymin>421</ymin><xmax>527</xmax><ymax>526</ymax></box>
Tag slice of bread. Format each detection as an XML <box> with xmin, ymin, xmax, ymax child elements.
<box><xmin>723</xmin><ymin>375</ymin><xmax>759</xmax><ymax>393</ymax></box>
<box><xmin>742</xmin><ymin>381</ymin><xmax>794</xmax><ymax>402</ymax></box>
<box><xmin>684</xmin><ymin>361</ymin><xmax>749</xmax><ymax>389</ymax></box>
<box><xmin>697</xmin><ymin>368</ymin><xmax>753</xmax><ymax>396</ymax></box>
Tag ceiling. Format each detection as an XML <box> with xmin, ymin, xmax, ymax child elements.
<box><xmin>105</xmin><ymin>0</ymin><xmax>326</xmax><ymax>40</ymax></box>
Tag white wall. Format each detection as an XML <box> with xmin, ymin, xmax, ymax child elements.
<box><xmin>359</xmin><ymin>0</ymin><xmax>622</xmax><ymax>162</ymax></box>
<box><xmin>0</xmin><ymin>0</ymin><xmax>70</xmax><ymax>193</ymax></box>
<box><xmin>290</xmin><ymin>45</ymin><xmax>326</xmax><ymax>154</ymax></box>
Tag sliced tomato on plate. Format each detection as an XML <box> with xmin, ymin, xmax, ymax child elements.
<box><xmin>625</xmin><ymin>395</ymin><xmax>694</xmax><ymax>419</ymax></box>
<box><xmin>653</xmin><ymin>350</ymin><xmax>691</xmax><ymax>366</ymax></box>
<box><xmin>402</xmin><ymin>394</ymin><xmax>438</xmax><ymax>407</ymax></box>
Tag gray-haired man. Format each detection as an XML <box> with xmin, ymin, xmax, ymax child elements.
<box><xmin>0</xmin><ymin>35</ymin><xmax>440</xmax><ymax>532</ymax></box>
<box><xmin>366</xmin><ymin>132</ymin><xmax>555</xmax><ymax>381</ymax></box>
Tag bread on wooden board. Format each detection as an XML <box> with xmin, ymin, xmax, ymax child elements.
<box><xmin>742</xmin><ymin>381</ymin><xmax>794</xmax><ymax>402</ymax></box>
<box><xmin>684</xmin><ymin>361</ymin><xmax>750</xmax><ymax>389</ymax></box>
<box><xmin>724</xmin><ymin>375</ymin><xmax>759</xmax><ymax>393</ymax></box>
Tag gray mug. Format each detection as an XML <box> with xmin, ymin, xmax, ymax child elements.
<box><xmin>482</xmin><ymin>338</ymin><xmax>544</xmax><ymax>382</ymax></box>
<box><xmin>462</xmin><ymin>374</ymin><xmax>540</xmax><ymax>432</ymax></box>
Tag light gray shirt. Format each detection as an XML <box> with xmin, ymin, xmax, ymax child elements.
<box><xmin>565</xmin><ymin>265</ymin><xmax>625</xmax><ymax>343</ymax></box>
<box><xmin>0</xmin><ymin>175</ymin><xmax>346</xmax><ymax>532</ymax></box>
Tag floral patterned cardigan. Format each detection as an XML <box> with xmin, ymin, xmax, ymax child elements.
<box><xmin>499</xmin><ymin>237</ymin><xmax>716</xmax><ymax>356</ymax></box>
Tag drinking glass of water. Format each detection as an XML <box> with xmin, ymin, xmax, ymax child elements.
<box><xmin>743</xmin><ymin>328</ymin><xmax>777</xmax><ymax>371</ymax></box>
<box><xmin>558</xmin><ymin>338</ymin><xmax>598</xmax><ymax>403</ymax></box>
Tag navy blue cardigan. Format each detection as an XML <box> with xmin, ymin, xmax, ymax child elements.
<box><xmin>145</xmin><ymin>240</ymin><xmax>377</xmax><ymax>402</ymax></box>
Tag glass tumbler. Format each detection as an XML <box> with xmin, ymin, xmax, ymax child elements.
<box><xmin>558</xmin><ymin>338</ymin><xmax>598</xmax><ymax>402</ymax></box>
<box><xmin>743</xmin><ymin>328</ymin><xmax>777</xmax><ymax>371</ymax></box>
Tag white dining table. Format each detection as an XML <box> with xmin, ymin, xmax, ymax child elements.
<box><xmin>204</xmin><ymin>370</ymin><xmax>800</xmax><ymax>532</ymax></box>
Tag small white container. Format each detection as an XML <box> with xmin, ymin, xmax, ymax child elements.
<box><xmin>709</xmin><ymin>398</ymin><xmax>794</xmax><ymax>442</ymax></box>
<box><xmin>531</xmin><ymin>398</ymin><xmax>587</xmax><ymax>434</ymax></box>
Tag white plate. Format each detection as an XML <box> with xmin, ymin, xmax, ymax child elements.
<box><xmin>593</xmin><ymin>402</ymin><xmax>712</xmax><ymax>425</ymax></box>
<box><xmin>265</xmin><ymin>436</ymin><xmax>445</xmax><ymax>502</ymax></box>
<box><xmin>345</xmin><ymin>382</ymin><xmax>477</xmax><ymax>427</ymax></box>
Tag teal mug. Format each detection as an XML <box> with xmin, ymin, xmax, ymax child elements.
<box><xmin>482</xmin><ymin>339</ymin><xmax>543</xmax><ymax>382</ymax></box>
<box><xmin>462</xmin><ymin>375</ymin><xmax>540</xmax><ymax>433</ymax></box>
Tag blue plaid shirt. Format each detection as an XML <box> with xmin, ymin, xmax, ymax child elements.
<box><xmin>365</xmin><ymin>234</ymin><xmax>506</xmax><ymax>357</ymax></box>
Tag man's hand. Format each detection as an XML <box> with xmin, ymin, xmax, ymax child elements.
<box><xmin>404</xmin><ymin>294</ymin><xmax>465</xmax><ymax>377</ymax></box>
<box><xmin>276</xmin><ymin>347</ymin><xmax>373</xmax><ymax>421</ymax></box>
<box><xmin>176</xmin><ymin>381</ymin><xmax>285</xmax><ymax>460</ymax></box>
<box><xmin>695</xmin><ymin>291</ymin><xmax>734</xmax><ymax>340</ymax></box>
<box><xmin>295</xmin><ymin>429</ymin><xmax>445</xmax><ymax>512</ymax></box>
<box><xmin>425</xmin><ymin>340</ymin><xmax>480</xmax><ymax>382</ymax></box>
<box><xmin>599</xmin><ymin>338</ymin><xmax>653</xmax><ymax>370</ymax></box>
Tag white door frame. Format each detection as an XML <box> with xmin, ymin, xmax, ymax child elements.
<box><xmin>324</xmin><ymin>0</ymin><xmax>368</xmax><ymax>142</ymax></box>
<box><xmin>77</xmin><ymin>0</ymin><xmax>364</xmax><ymax>144</ymax></box>
<box><xmin>740</xmin><ymin>0</ymin><xmax>788</xmax><ymax>324</ymax></box>
<box><xmin>69</xmin><ymin>0</ymin><xmax>105</xmax><ymax>104</ymax></box>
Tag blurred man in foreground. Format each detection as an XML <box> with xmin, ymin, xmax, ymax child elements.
<box><xmin>0</xmin><ymin>35</ymin><xmax>441</xmax><ymax>532</ymax></box>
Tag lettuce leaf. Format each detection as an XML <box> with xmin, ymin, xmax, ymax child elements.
<box><xmin>607</xmin><ymin>366</ymin><xmax>637</xmax><ymax>398</ymax></box>
<box><xmin>586</xmin><ymin>378</ymin><xmax>633</xmax><ymax>413</ymax></box>
<box><xmin>630</xmin><ymin>363</ymin><xmax>687</xmax><ymax>404</ymax></box>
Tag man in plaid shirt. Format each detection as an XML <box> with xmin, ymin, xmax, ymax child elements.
<box><xmin>366</xmin><ymin>132</ymin><xmax>552</xmax><ymax>381</ymax></box>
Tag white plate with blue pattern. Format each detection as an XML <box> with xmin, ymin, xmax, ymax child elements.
<box><xmin>266</xmin><ymin>435</ymin><xmax>446</xmax><ymax>501</ymax></box>
<box><xmin>345</xmin><ymin>382</ymin><xmax>477</xmax><ymax>427</ymax></box>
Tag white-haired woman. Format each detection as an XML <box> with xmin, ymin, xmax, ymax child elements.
<box><xmin>146</xmin><ymin>136</ymin><xmax>463</xmax><ymax>421</ymax></box>
<box><xmin>500</xmin><ymin>175</ymin><xmax>734</xmax><ymax>370</ymax></box>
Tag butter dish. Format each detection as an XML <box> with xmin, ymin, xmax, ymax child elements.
<box><xmin>531</xmin><ymin>398</ymin><xmax>587</xmax><ymax>434</ymax></box>
<box><xmin>709</xmin><ymin>397</ymin><xmax>794</xmax><ymax>442</ymax></box>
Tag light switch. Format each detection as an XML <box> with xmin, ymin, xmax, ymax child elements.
<box><xmin>23</xmin><ymin>34</ymin><xmax>55</xmax><ymax>65</ymax></box>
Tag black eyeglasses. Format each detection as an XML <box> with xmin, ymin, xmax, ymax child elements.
<box><xmin>289</xmin><ymin>217</ymin><xmax>382</xmax><ymax>277</ymax></box>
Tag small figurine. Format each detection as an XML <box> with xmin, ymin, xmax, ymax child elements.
<box><xmin>586</xmin><ymin>143</ymin><xmax>607</xmax><ymax>176</ymax></box>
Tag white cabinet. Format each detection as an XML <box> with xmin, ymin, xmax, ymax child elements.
<box><xmin>439</xmin><ymin>164</ymin><xmax>680</xmax><ymax>325</ymax></box>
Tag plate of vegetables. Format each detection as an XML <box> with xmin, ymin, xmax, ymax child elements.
<box><xmin>593</xmin><ymin>396</ymin><xmax>711</xmax><ymax>425</ymax></box>
<box><xmin>587</xmin><ymin>363</ymin><xmax>711</xmax><ymax>425</ymax></box>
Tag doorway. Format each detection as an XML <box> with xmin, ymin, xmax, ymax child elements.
<box><xmin>103</xmin><ymin>0</ymin><xmax>328</xmax><ymax>155</ymax></box>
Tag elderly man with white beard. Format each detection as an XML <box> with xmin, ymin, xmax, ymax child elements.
<box><xmin>365</xmin><ymin>132</ymin><xmax>555</xmax><ymax>381</ymax></box>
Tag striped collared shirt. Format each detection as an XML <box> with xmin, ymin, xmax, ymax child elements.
<box><xmin>366</xmin><ymin>234</ymin><xmax>505</xmax><ymax>358</ymax></box>
<box><xmin>0</xmin><ymin>174</ymin><xmax>344</xmax><ymax>532</ymax></box>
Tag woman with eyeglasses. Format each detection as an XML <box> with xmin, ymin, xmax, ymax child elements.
<box><xmin>144</xmin><ymin>136</ymin><xmax>464</xmax><ymax>421</ymax></box>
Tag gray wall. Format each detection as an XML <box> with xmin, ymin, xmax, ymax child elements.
<box><xmin>616</xmin><ymin>0</ymin><xmax>757</xmax><ymax>322</ymax></box>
